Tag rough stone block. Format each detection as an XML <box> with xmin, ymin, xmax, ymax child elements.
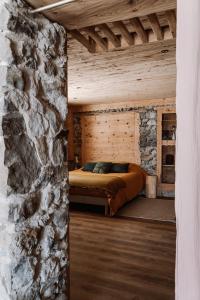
<box><xmin>0</xmin><ymin>4</ymin><xmax>10</xmax><ymax>31</ymax></box>
<box><xmin>0</xmin><ymin>65</ymin><xmax>8</xmax><ymax>88</ymax></box>
<box><xmin>0</xmin><ymin>35</ymin><xmax>13</xmax><ymax>64</ymax></box>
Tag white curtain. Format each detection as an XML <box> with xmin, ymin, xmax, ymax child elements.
<box><xmin>176</xmin><ymin>0</ymin><xmax>200</xmax><ymax>299</ymax></box>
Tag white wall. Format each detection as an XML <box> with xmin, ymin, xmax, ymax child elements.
<box><xmin>176</xmin><ymin>1</ymin><xmax>200</xmax><ymax>299</ymax></box>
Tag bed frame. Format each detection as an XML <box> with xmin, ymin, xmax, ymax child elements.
<box><xmin>69</xmin><ymin>194</ymin><xmax>110</xmax><ymax>216</ymax></box>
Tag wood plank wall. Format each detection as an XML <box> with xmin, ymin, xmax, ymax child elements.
<box><xmin>81</xmin><ymin>111</ymin><xmax>140</xmax><ymax>163</ymax></box>
<box><xmin>69</xmin><ymin>98</ymin><xmax>176</xmax><ymax>168</ymax></box>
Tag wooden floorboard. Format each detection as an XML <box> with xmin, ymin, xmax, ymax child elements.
<box><xmin>70</xmin><ymin>212</ymin><xmax>176</xmax><ymax>300</ymax></box>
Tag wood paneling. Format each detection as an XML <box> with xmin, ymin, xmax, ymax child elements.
<box><xmin>70</xmin><ymin>211</ymin><xmax>176</xmax><ymax>300</ymax></box>
<box><xmin>27</xmin><ymin>0</ymin><xmax>176</xmax><ymax>30</ymax></box>
<box><xmin>81</xmin><ymin>111</ymin><xmax>140</xmax><ymax>164</ymax></box>
<box><xmin>68</xmin><ymin>38</ymin><xmax>176</xmax><ymax>104</ymax></box>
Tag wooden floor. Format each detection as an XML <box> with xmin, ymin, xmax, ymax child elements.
<box><xmin>70</xmin><ymin>212</ymin><xmax>176</xmax><ymax>300</ymax></box>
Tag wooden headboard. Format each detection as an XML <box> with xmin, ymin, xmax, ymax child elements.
<box><xmin>81</xmin><ymin>111</ymin><xmax>140</xmax><ymax>164</ymax></box>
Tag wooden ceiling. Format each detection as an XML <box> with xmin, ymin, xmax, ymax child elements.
<box><xmin>68</xmin><ymin>38</ymin><xmax>176</xmax><ymax>104</ymax></box>
<box><xmin>26</xmin><ymin>0</ymin><xmax>177</xmax><ymax>105</ymax></box>
<box><xmin>26</xmin><ymin>0</ymin><xmax>176</xmax><ymax>30</ymax></box>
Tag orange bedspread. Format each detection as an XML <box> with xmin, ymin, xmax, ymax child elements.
<box><xmin>69</xmin><ymin>164</ymin><xmax>146</xmax><ymax>215</ymax></box>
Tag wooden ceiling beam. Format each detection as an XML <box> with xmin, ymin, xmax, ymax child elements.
<box><xmin>98</xmin><ymin>24</ymin><xmax>121</xmax><ymax>48</ymax></box>
<box><xmin>88</xmin><ymin>37</ymin><xmax>96</xmax><ymax>53</ymax></box>
<box><xmin>114</xmin><ymin>21</ymin><xmax>134</xmax><ymax>46</ymax></box>
<box><xmin>165</xmin><ymin>10</ymin><xmax>176</xmax><ymax>38</ymax></box>
<box><xmin>148</xmin><ymin>13</ymin><xmax>163</xmax><ymax>41</ymax></box>
<box><xmin>130</xmin><ymin>17</ymin><xmax>148</xmax><ymax>43</ymax></box>
<box><xmin>70</xmin><ymin>29</ymin><xmax>96</xmax><ymax>53</ymax></box>
<box><xmin>70</xmin><ymin>9</ymin><xmax>176</xmax><ymax>53</ymax></box>
<box><xmin>84</xmin><ymin>27</ymin><xmax>108</xmax><ymax>51</ymax></box>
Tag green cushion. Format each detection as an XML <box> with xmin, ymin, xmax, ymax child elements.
<box><xmin>111</xmin><ymin>163</ymin><xmax>129</xmax><ymax>173</ymax></box>
<box><xmin>93</xmin><ymin>162</ymin><xmax>112</xmax><ymax>174</ymax></box>
<box><xmin>82</xmin><ymin>162</ymin><xmax>97</xmax><ymax>172</ymax></box>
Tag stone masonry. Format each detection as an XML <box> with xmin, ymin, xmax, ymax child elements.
<box><xmin>0</xmin><ymin>0</ymin><xmax>69</xmax><ymax>299</ymax></box>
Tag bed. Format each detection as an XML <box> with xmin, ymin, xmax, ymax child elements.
<box><xmin>69</xmin><ymin>163</ymin><xmax>146</xmax><ymax>216</ymax></box>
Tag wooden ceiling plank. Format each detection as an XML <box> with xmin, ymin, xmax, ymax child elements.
<box><xmin>165</xmin><ymin>10</ymin><xmax>176</xmax><ymax>38</ymax></box>
<box><xmin>98</xmin><ymin>24</ymin><xmax>121</xmax><ymax>48</ymax></box>
<box><xmin>130</xmin><ymin>17</ymin><xmax>148</xmax><ymax>43</ymax></box>
<box><xmin>148</xmin><ymin>13</ymin><xmax>163</xmax><ymax>41</ymax></box>
<box><xmin>68</xmin><ymin>37</ymin><xmax>176</xmax><ymax>104</ymax></box>
<box><xmin>114</xmin><ymin>21</ymin><xmax>134</xmax><ymax>46</ymax></box>
<box><xmin>84</xmin><ymin>27</ymin><xmax>108</xmax><ymax>51</ymax></box>
<box><xmin>27</xmin><ymin>0</ymin><xmax>176</xmax><ymax>30</ymax></box>
<box><xmin>70</xmin><ymin>29</ymin><xmax>95</xmax><ymax>53</ymax></box>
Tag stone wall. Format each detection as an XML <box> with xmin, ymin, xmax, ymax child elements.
<box><xmin>139</xmin><ymin>109</ymin><xmax>157</xmax><ymax>175</ymax></box>
<box><xmin>73</xmin><ymin>103</ymin><xmax>175</xmax><ymax>176</ymax></box>
<box><xmin>0</xmin><ymin>0</ymin><xmax>69</xmax><ymax>299</ymax></box>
